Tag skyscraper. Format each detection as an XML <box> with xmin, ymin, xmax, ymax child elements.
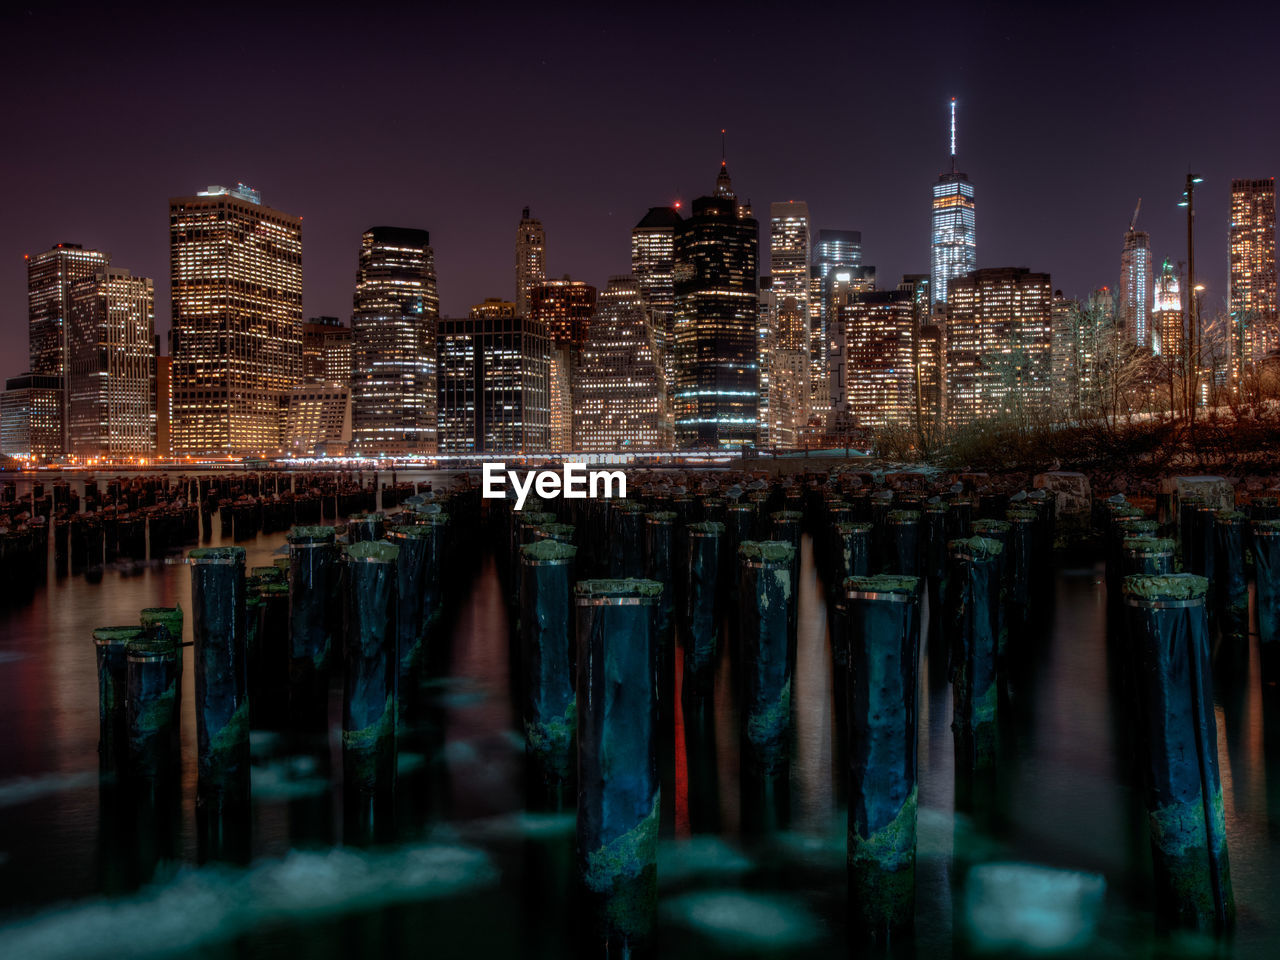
<box><xmin>437</xmin><ymin>301</ymin><xmax>550</xmax><ymax>454</ymax></box>
<box><xmin>303</xmin><ymin>316</ymin><xmax>352</xmax><ymax>385</ymax></box>
<box><xmin>530</xmin><ymin>278</ymin><xmax>596</xmax><ymax>450</ymax></box>
<box><xmin>673</xmin><ymin>164</ymin><xmax>759</xmax><ymax>448</ymax></box>
<box><xmin>632</xmin><ymin>206</ymin><xmax>682</xmax><ymax>389</ymax></box>
<box><xmin>67</xmin><ymin>269</ymin><xmax>156</xmax><ymax>457</ymax></box>
<box><xmin>530</xmin><ymin>278</ymin><xmax>597</xmax><ymax>351</ymax></box>
<box><xmin>841</xmin><ymin>290</ymin><xmax>917</xmax><ymax>429</ymax></box>
<box><xmin>770</xmin><ymin>202</ymin><xmax>817</xmax><ymax>409</ymax></box>
<box><xmin>810</xmin><ymin>229</ymin><xmax>862</xmax><ymax>375</ymax></box>
<box><xmin>1229</xmin><ymin>178</ymin><xmax>1278</xmax><ymax>365</ymax></box>
<box><xmin>350</xmin><ymin>226</ymin><xmax>439</xmax><ymax>455</ymax></box>
<box><xmin>27</xmin><ymin>242</ymin><xmax>111</xmax><ymax>454</ymax></box>
<box><xmin>1120</xmin><ymin>216</ymin><xmax>1152</xmax><ymax>347</ymax></box>
<box><xmin>1049</xmin><ymin>290</ymin><xmax>1080</xmax><ymax>412</ymax></box>
<box><xmin>0</xmin><ymin>374</ymin><xmax>62</xmax><ymax>462</ymax></box>
<box><xmin>1152</xmin><ymin>260</ymin><xmax>1184</xmax><ymax>359</ymax></box>
<box><xmin>945</xmin><ymin>267</ymin><xmax>1052</xmax><ymax>427</ymax></box>
<box><xmin>930</xmin><ymin>99</ymin><xmax>976</xmax><ymax>311</ymax></box>
<box><xmin>515</xmin><ymin>207</ymin><xmax>546</xmax><ymax>317</ymax></box>
<box><xmin>572</xmin><ymin>276</ymin><xmax>669</xmax><ymax>451</ymax></box>
<box><xmin>170</xmin><ymin>184</ymin><xmax>302</xmax><ymax>457</ymax></box>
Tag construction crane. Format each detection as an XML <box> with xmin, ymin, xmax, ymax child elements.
<box><xmin>1128</xmin><ymin>198</ymin><xmax>1142</xmax><ymax>233</ymax></box>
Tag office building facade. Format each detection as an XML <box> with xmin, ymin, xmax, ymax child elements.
<box><xmin>67</xmin><ymin>269</ymin><xmax>156</xmax><ymax>457</ymax></box>
<box><xmin>170</xmin><ymin>184</ymin><xmax>302</xmax><ymax>457</ymax></box>
<box><xmin>672</xmin><ymin>166</ymin><xmax>759</xmax><ymax>448</ymax></box>
<box><xmin>350</xmin><ymin>226</ymin><xmax>438</xmax><ymax>454</ymax></box>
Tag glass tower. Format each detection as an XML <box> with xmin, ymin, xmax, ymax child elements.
<box><xmin>673</xmin><ymin>164</ymin><xmax>759</xmax><ymax>448</ymax></box>
<box><xmin>350</xmin><ymin>226</ymin><xmax>438</xmax><ymax>455</ymax></box>
<box><xmin>170</xmin><ymin>184</ymin><xmax>302</xmax><ymax>457</ymax></box>
<box><xmin>930</xmin><ymin>99</ymin><xmax>976</xmax><ymax>311</ymax></box>
<box><xmin>1120</xmin><ymin>228</ymin><xmax>1152</xmax><ymax>347</ymax></box>
<box><xmin>1229</xmin><ymin>178</ymin><xmax>1278</xmax><ymax>365</ymax></box>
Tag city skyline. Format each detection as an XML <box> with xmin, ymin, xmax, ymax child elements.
<box><xmin>2</xmin><ymin>5</ymin><xmax>1276</xmax><ymax>384</ymax></box>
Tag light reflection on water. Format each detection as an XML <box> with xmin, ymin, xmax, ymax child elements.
<box><xmin>0</xmin><ymin>509</ymin><xmax>1277</xmax><ymax>957</ymax></box>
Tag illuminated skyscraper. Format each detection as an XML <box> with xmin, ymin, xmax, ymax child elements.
<box><xmin>572</xmin><ymin>276</ymin><xmax>669</xmax><ymax>451</ymax></box>
<box><xmin>1152</xmin><ymin>260</ymin><xmax>1183</xmax><ymax>359</ymax></box>
<box><xmin>1</xmin><ymin>374</ymin><xmax>63</xmax><ymax>462</ymax></box>
<box><xmin>27</xmin><ymin>242</ymin><xmax>111</xmax><ymax>454</ymax></box>
<box><xmin>515</xmin><ymin>207</ymin><xmax>546</xmax><ymax>317</ymax></box>
<box><xmin>68</xmin><ymin>269</ymin><xmax>156</xmax><ymax>457</ymax></box>
<box><xmin>530</xmin><ymin>278</ymin><xmax>597</xmax><ymax>351</ymax></box>
<box><xmin>930</xmin><ymin>99</ymin><xmax>976</xmax><ymax>311</ymax></box>
<box><xmin>1120</xmin><ymin>223</ymin><xmax>1152</xmax><ymax>347</ymax></box>
<box><xmin>437</xmin><ymin>301</ymin><xmax>550</xmax><ymax>454</ymax></box>
<box><xmin>824</xmin><ymin>266</ymin><xmax>877</xmax><ymax>410</ymax></box>
<box><xmin>945</xmin><ymin>267</ymin><xmax>1052</xmax><ymax>427</ymax></box>
<box><xmin>1050</xmin><ymin>290</ymin><xmax>1080</xmax><ymax>411</ymax></box>
<box><xmin>673</xmin><ymin>165</ymin><xmax>759</xmax><ymax>448</ymax></box>
<box><xmin>170</xmin><ymin>184</ymin><xmax>302</xmax><ymax>457</ymax></box>
<box><xmin>770</xmin><ymin>202</ymin><xmax>817</xmax><ymax>410</ymax></box>
<box><xmin>530</xmin><ymin>278</ymin><xmax>596</xmax><ymax>450</ymax></box>
<box><xmin>1229</xmin><ymin>178</ymin><xmax>1278</xmax><ymax>364</ymax></box>
<box><xmin>841</xmin><ymin>290</ymin><xmax>917</xmax><ymax>429</ymax></box>
<box><xmin>810</xmin><ymin>230</ymin><xmax>862</xmax><ymax>310</ymax></box>
<box><xmin>350</xmin><ymin>227</ymin><xmax>438</xmax><ymax>455</ymax></box>
<box><xmin>632</xmin><ymin>206</ymin><xmax>682</xmax><ymax>389</ymax></box>
<box><xmin>303</xmin><ymin>316</ymin><xmax>352</xmax><ymax>385</ymax></box>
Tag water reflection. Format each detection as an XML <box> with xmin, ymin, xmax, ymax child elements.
<box><xmin>0</xmin><ymin>504</ymin><xmax>1278</xmax><ymax>957</ymax></box>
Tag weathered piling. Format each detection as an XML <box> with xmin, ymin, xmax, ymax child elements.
<box><xmin>948</xmin><ymin>537</ymin><xmax>1002</xmax><ymax>770</ymax></box>
<box><xmin>827</xmin><ymin>522</ymin><xmax>873</xmax><ymax>680</ymax></box>
<box><xmin>287</xmin><ymin>526</ymin><xmax>339</xmax><ymax>734</ymax></box>
<box><xmin>1122</xmin><ymin>537</ymin><xmax>1176</xmax><ymax>577</ymax></box>
<box><xmin>1122</xmin><ymin>574</ymin><xmax>1234</xmax><ymax>934</ymax></box>
<box><xmin>970</xmin><ymin>519</ymin><xmax>1011</xmax><ymax>658</ymax></box>
<box><xmin>738</xmin><ymin>541</ymin><xmax>796</xmax><ymax>777</ymax></box>
<box><xmin>645</xmin><ymin>511</ymin><xmax>677</xmax><ymax>729</ymax></box>
<box><xmin>342</xmin><ymin>540</ymin><xmax>400</xmax><ymax>842</ymax></box>
<box><xmin>923</xmin><ymin>502</ymin><xmax>950</xmax><ymax>629</ymax></box>
<box><xmin>1255</xmin><ymin>521</ymin><xmax>1280</xmax><ymax>683</ymax></box>
<box><xmin>1213</xmin><ymin>511</ymin><xmax>1249</xmax><ymax>643</ymax></box>
<box><xmin>609</xmin><ymin>501</ymin><xmax>648</xmax><ymax>579</ymax></box>
<box><xmin>252</xmin><ymin>580</ymin><xmax>290</xmax><ymax>730</ymax></box>
<box><xmin>885</xmin><ymin>510</ymin><xmax>922</xmax><ymax>578</ymax></box>
<box><xmin>94</xmin><ymin>626</ymin><xmax>147</xmax><ymax>775</ymax></box>
<box><xmin>1178</xmin><ymin>496</ymin><xmax>1205</xmax><ymax>572</ymax></box>
<box><xmin>347</xmin><ymin>511</ymin><xmax>385</xmax><ymax>543</ymax></box>
<box><xmin>519</xmin><ymin>539</ymin><xmax>578</xmax><ymax>804</ymax></box>
<box><xmin>682</xmin><ymin>521</ymin><xmax>725</xmax><ymax>693</ymax></box>
<box><xmin>1005</xmin><ymin>507</ymin><xmax>1038</xmax><ymax>636</ymax></box>
<box><xmin>575</xmin><ymin>578</ymin><xmax>662</xmax><ymax>952</ymax></box>
<box><xmin>188</xmin><ymin>546</ymin><xmax>249</xmax><ymax>802</ymax></box>
<box><xmin>844</xmin><ymin>574</ymin><xmax>921</xmax><ymax>943</ymax></box>
<box><xmin>125</xmin><ymin>639</ymin><xmax>179</xmax><ymax>780</ymax></box>
<box><xmin>386</xmin><ymin>523</ymin><xmax>437</xmax><ymax>723</ymax></box>
<box><xmin>140</xmin><ymin>606</ymin><xmax>184</xmax><ymax>735</ymax></box>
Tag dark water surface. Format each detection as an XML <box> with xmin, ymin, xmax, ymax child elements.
<box><xmin>0</xmin><ymin>513</ymin><xmax>1278</xmax><ymax>958</ymax></box>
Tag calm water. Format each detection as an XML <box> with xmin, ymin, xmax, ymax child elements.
<box><xmin>0</xmin><ymin>509</ymin><xmax>1278</xmax><ymax>958</ymax></box>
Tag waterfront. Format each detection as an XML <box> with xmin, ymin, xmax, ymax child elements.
<box><xmin>1</xmin><ymin>502</ymin><xmax>1279</xmax><ymax>957</ymax></box>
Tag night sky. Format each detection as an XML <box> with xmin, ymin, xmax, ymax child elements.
<box><xmin>1</xmin><ymin>1</ymin><xmax>1275</xmax><ymax>382</ymax></box>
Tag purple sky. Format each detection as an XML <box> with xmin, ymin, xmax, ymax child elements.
<box><xmin>1</xmin><ymin>1</ymin><xmax>1275</xmax><ymax>382</ymax></box>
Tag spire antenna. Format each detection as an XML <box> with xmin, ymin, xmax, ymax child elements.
<box><xmin>721</xmin><ymin>128</ymin><xmax>726</xmax><ymax>164</ymax></box>
<box><xmin>949</xmin><ymin>98</ymin><xmax>957</xmax><ymax>173</ymax></box>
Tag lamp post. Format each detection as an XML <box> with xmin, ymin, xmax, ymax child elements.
<box><xmin>1178</xmin><ymin>174</ymin><xmax>1204</xmax><ymax>424</ymax></box>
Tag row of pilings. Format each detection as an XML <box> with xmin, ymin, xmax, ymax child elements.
<box><xmin>2</xmin><ymin>470</ymin><xmax>416</xmax><ymax>604</ymax></box>
<box><xmin>83</xmin><ymin>467</ymin><xmax>1278</xmax><ymax>951</ymax></box>
<box><xmin>486</xmin><ymin>469</ymin><xmax>1271</xmax><ymax>953</ymax></box>
<box><xmin>92</xmin><ymin>485</ymin><xmax>481</xmax><ymax>875</ymax></box>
